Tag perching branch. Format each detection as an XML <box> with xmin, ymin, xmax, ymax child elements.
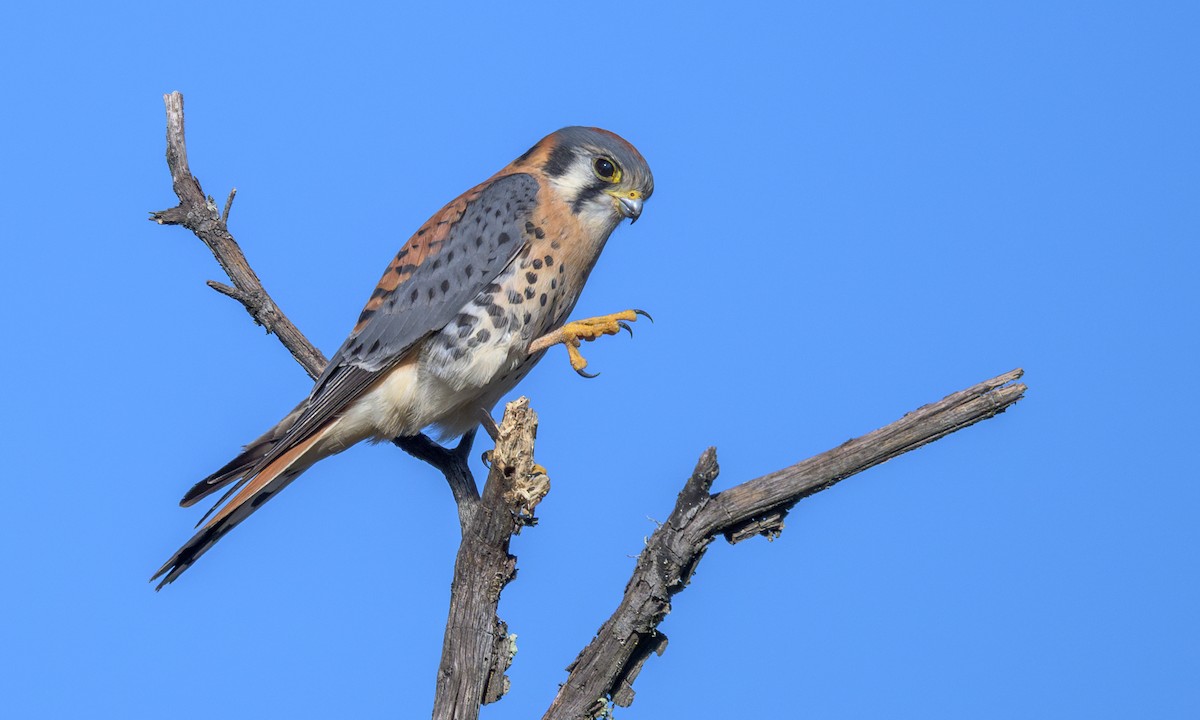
<box><xmin>151</xmin><ymin>92</ymin><xmax>1027</xmax><ymax>720</ymax></box>
<box><xmin>544</xmin><ymin>368</ymin><xmax>1026</xmax><ymax>719</ymax></box>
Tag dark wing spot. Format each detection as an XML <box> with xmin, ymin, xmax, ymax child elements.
<box><xmin>498</xmin><ymin>232</ymin><xmax>511</xmax><ymax>245</ymax></box>
<box><xmin>368</xmin><ymin>339</ymin><xmax>381</xmax><ymax>354</ymax></box>
<box><xmin>440</xmin><ymin>279</ymin><xmax>450</xmax><ymax>293</ymax></box>
<box><xmin>463</xmin><ymin>264</ymin><xmax>474</xmax><ymax>278</ymax></box>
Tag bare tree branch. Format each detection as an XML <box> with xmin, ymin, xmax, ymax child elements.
<box><xmin>433</xmin><ymin>398</ymin><xmax>549</xmax><ymax>718</ymax></box>
<box><xmin>149</xmin><ymin>91</ymin><xmax>327</xmax><ymax>379</ymax></box>
<box><xmin>544</xmin><ymin>368</ymin><xmax>1026</xmax><ymax>719</ymax></box>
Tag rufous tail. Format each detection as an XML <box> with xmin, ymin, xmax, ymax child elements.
<box><xmin>151</xmin><ymin>420</ymin><xmax>334</xmax><ymax>590</ymax></box>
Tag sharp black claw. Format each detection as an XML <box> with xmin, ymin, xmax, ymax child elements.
<box><xmin>633</xmin><ymin>308</ymin><xmax>654</xmax><ymax>323</ymax></box>
<box><xmin>619</xmin><ymin>321</ymin><xmax>634</xmax><ymax>337</ymax></box>
<box><xmin>576</xmin><ymin>367</ymin><xmax>601</xmax><ymax>379</ymax></box>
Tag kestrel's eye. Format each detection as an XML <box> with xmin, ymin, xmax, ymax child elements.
<box><xmin>593</xmin><ymin>157</ymin><xmax>619</xmax><ymax>182</ymax></box>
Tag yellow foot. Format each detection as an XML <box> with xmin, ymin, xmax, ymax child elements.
<box><xmin>529</xmin><ymin>309</ymin><xmax>652</xmax><ymax>377</ymax></box>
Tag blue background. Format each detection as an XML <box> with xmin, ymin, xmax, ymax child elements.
<box><xmin>2</xmin><ymin>2</ymin><xmax>1196</xmax><ymax>717</ymax></box>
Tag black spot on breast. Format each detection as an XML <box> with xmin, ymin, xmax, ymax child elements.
<box><xmin>486</xmin><ymin>303</ymin><xmax>504</xmax><ymax>317</ymax></box>
<box><xmin>544</xmin><ymin>255</ymin><xmax>553</xmax><ymax>266</ymax></box>
<box><xmin>456</xmin><ymin>313</ymin><xmax>474</xmax><ymax>327</ymax></box>
<box><xmin>491</xmin><ymin>314</ymin><xmax>509</xmax><ymax>329</ymax></box>
<box><xmin>525</xmin><ymin>271</ymin><xmax>538</xmax><ymax>284</ymax></box>
<box><xmin>540</xmin><ymin>293</ymin><xmax>547</xmax><ymax>306</ymax></box>
<box><xmin>533</xmin><ymin>226</ymin><xmax>545</xmax><ymax>239</ymax></box>
<box><xmin>475</xmin><ymin>329</ymin><xmax>491</xmax><ymax>343</ymax></box>
<box><xmin>523</xmin><ymin>311</ymin><xmax>532</xmax><ymax>324</ymax></box>
<box><xmin>550</xmin><ymin>278</ymin><xmax>557</xmax><ymax>290</ymax></box>
<box><xmin>551</xmin><ymin>240</ymin><xmax>561</xmax><ymax>249</ymax></box>
<box><xmin>452</xmin><ymin>348</ymin><xmax>466</xmax><ymax>361</ymax></box>
<box><xmin>458</xmin><ymin>323</ymin><xmax>473</xmax><ymax>339</ymax></box>
<box><xmin>507</xmin><ymin>290</ymin><xmax>523</xmax><ymax>305</ymax></box>
<box><xmin>558</xmin><ymin>264</ymin><xmax>565</xmax><ymax>274</ymax></box>
<box><xmin>532</xmin><ymin>258</ymin><xmax>543</xmax><ymax>270</ymax></box>
<box><xmin>524</xmin><ymin>287</ymin><xmax>535</xmax><ymax>299</ymax></box>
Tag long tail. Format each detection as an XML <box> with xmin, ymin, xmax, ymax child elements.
<box><xmin>178</xmin><ymin>400</ymin><xmax>308</xmax><ymax>509</ymax></box>
<box><xmin>151</xmin><ymin>419</ymin><xmax>337</xmax><ymax>590</ymax></box>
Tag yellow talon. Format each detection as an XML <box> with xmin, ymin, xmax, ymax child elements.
<box><xmin>529</xmin><ymin>309</ymin><xmax>650</xmax><ymax>378</ymax></box>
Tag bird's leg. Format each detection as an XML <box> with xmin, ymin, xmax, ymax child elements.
<box><xmin>528</xmin><ymin>309</ymin><xmax>651</xmax><ymax>378</ymax></box>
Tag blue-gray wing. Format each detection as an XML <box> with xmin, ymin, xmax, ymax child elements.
<box><xmin>259</xmin><ymin>172</ymin><xmax>540</xmax><ymax>463</ymax></box>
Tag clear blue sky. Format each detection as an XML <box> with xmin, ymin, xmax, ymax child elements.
<box><xmin>2</xmin><ymin>2</ymin><xmax>1196</xmax><ymax>718</ymax></box>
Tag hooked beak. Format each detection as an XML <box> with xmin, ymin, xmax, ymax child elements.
<box><xmin>617</xmin><ymin>195</ymin><xmax>643</xmax><ymax>223</ymax></box>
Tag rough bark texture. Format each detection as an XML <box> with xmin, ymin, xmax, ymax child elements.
<box><xmin>431</xmin><ymin>398</ymin><xmax>548</xmax><ymax>717</ymax></box>
<box><xmin>544</xmin><ymin>369</ymin><xmax>1026</xmax><ymax>719</ymax></box>
<box><xmin>152</xmin><ymin>92</ymin><xmax>1027</xmax><ymax>720</ymax></box>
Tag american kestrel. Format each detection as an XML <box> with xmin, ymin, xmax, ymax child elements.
<box><xmin>153</xmin><ymin>127</ymin><xmax>653</xmax><ymax>588</ymax></box>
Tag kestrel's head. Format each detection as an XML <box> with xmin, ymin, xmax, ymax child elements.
<box><xmin>515</xmin><ymin>126</ymin><xmax>654</xmax><ymax>231</ymax></box>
